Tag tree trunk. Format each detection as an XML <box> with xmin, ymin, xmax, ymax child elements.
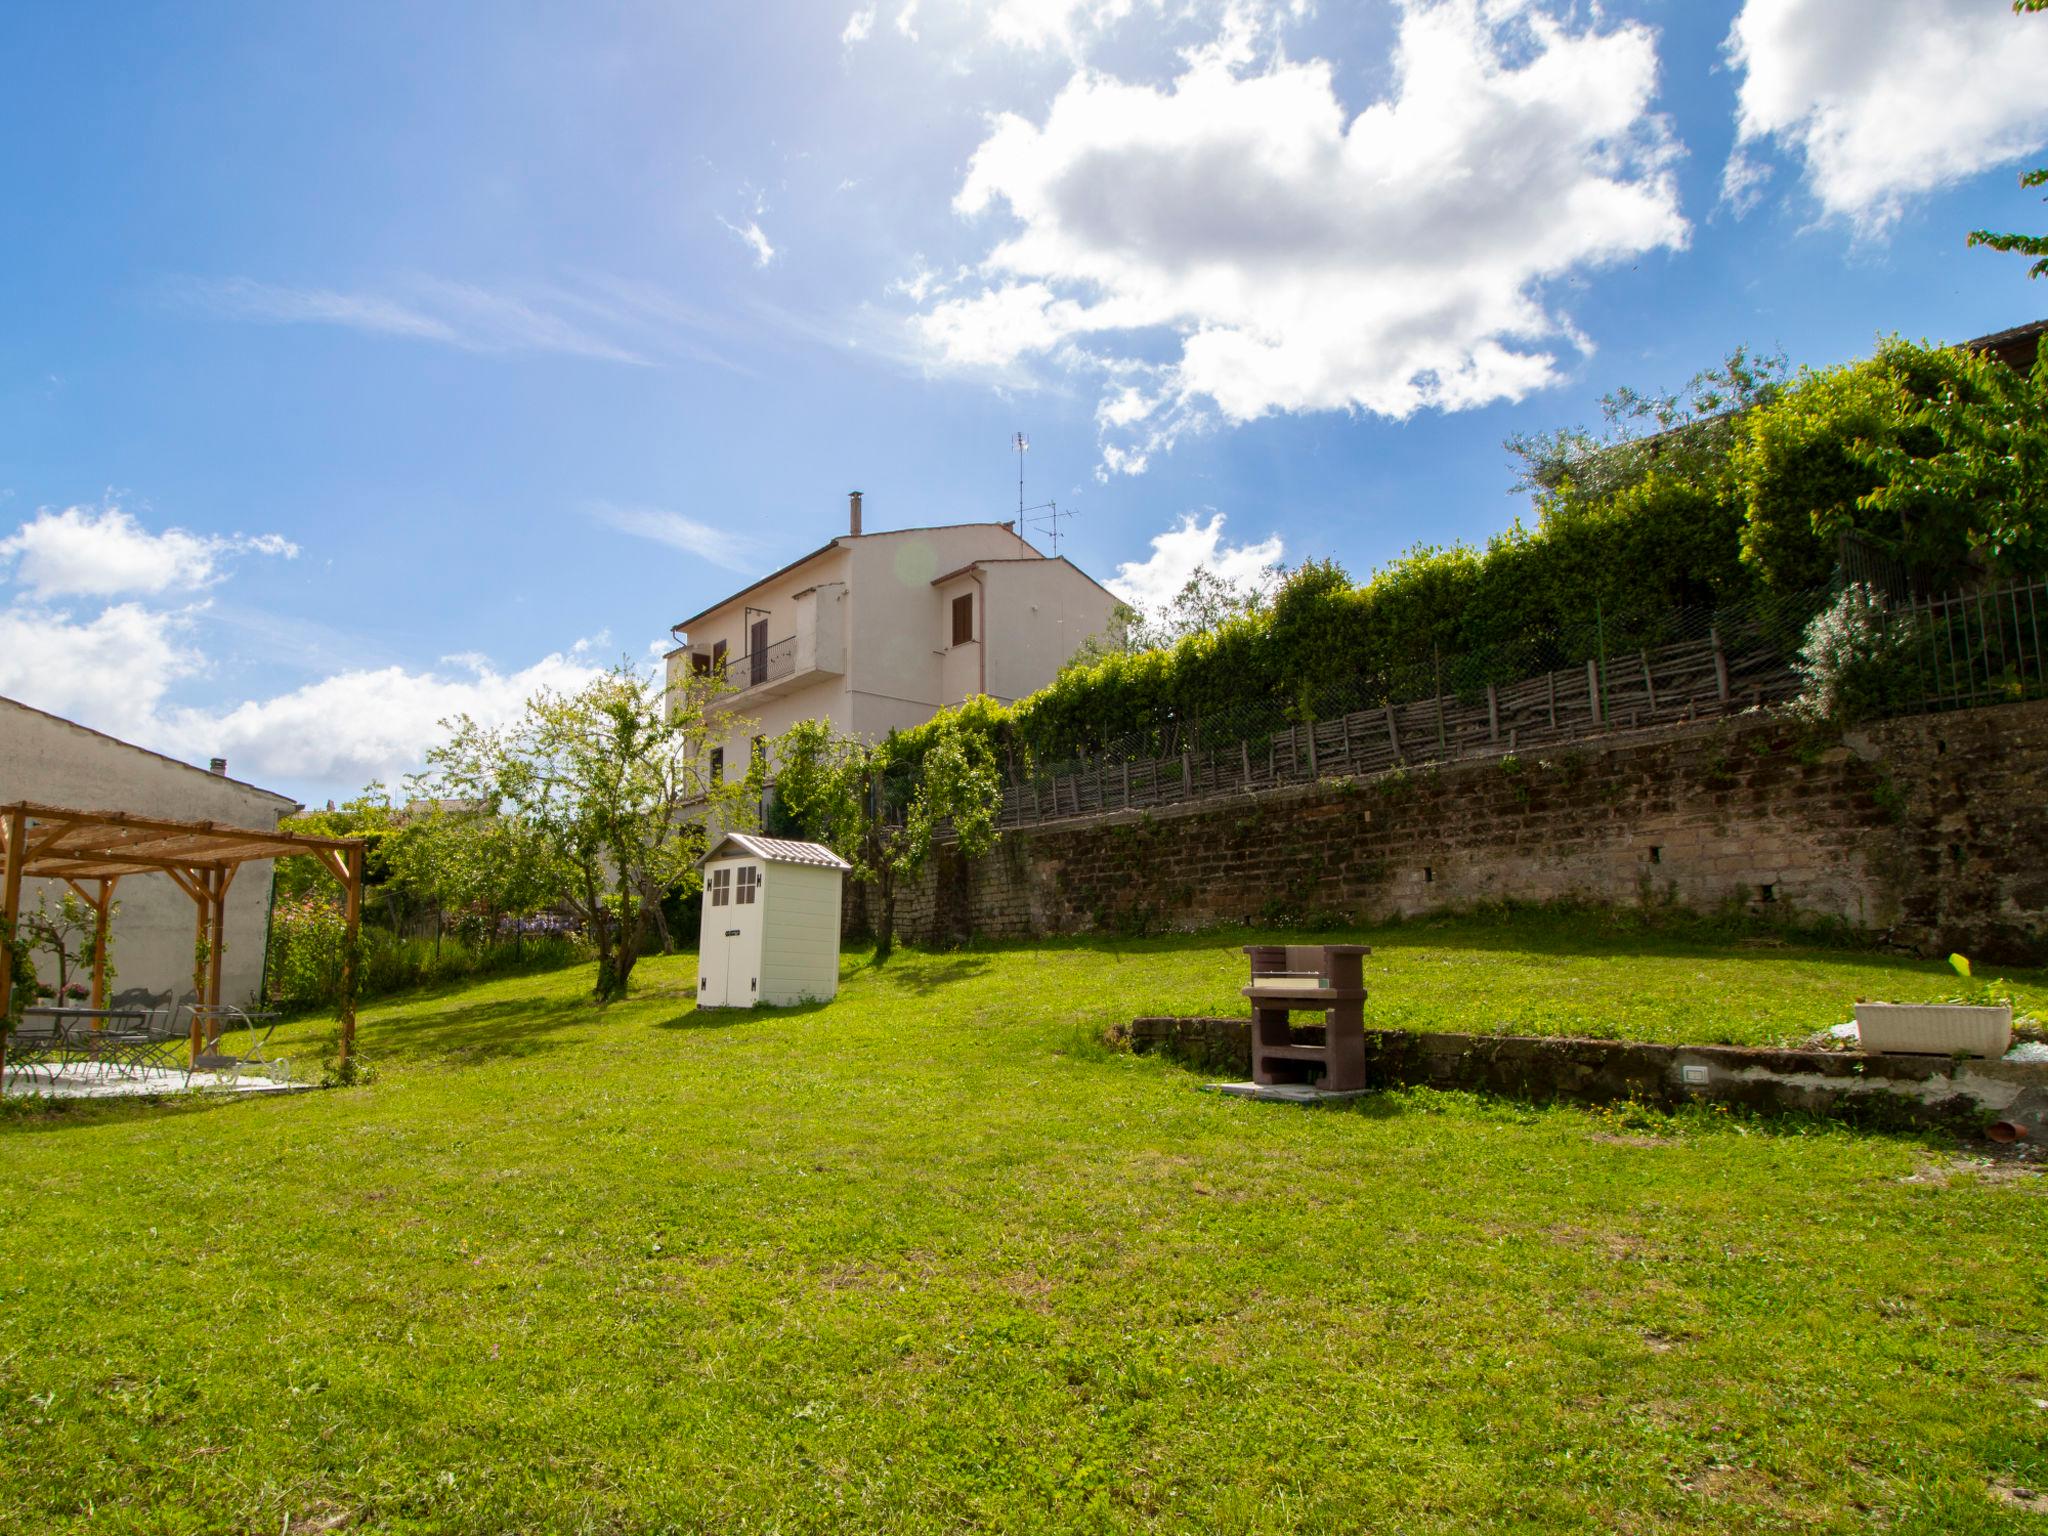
<box><xmin>874</xmin><ymin>865</ymin><xmax>896</xmax><ymax>963</ymax></box>
<box><xmin>647</xmin><ymin>881</ymin><xmax>674</xmax><ymax>955</ymax></box>
<box><xmin>597</xmin><ymin>864</ymin><xmax>638</xmax><ymax>1002</ymax></box>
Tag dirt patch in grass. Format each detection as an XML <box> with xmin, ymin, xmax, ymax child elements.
<box><xmin>1992</xmin><ymin>1480</ymin><xmax>2048</xmax><ymax>1514</ymax></box>
<box><xmin>1902</xmin><ymin>1156</ymin><xmax>2047</xmax><ymax>1188</ymax></box>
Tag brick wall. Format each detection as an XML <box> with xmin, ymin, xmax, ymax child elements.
<box><xmin>888</xmin><ymin>700</ymin><xmax>2048</xmax><ymax>963</ymax></box>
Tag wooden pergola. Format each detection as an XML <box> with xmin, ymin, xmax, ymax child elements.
<box><xmin>0</xmin><ymin>802</ymin><xmax>366</xmax><ymax>1072</ymax></box>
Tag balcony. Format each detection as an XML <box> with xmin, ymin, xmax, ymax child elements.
<box><xmin>705</xmin><ymin>582</ymin><xmax>846</xmax><ymax>706</ymax></box>
<box><xmin>728</xmin><ymin>635</ymin><xmax>796</xmax><ymax>692</ymax></box>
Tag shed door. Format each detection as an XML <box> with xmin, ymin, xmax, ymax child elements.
<box><xmin>702</xmin><ymin>861</ymin><xmax>762</xmax><ymax>1007</ymax></box>
<box><xmin>727</xmin><ymin>862</ymin><xmax>763</xmax><ymax>1004</ymax></box>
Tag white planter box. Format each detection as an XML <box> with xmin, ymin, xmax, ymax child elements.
<box><xmin>1853</xmin><ymin>1002</ymin><xmax>2012</xmax><ymax>1058</ymax></box>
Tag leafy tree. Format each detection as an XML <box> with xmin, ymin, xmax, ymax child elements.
<box><xmin>22</xmin><ymin>889</ymin><xmax>113</xmax><ymax>1001</ymax></box>
<box><xmin>772</xmin><ymin>711</ymin><xmax>1002</xmax><ymax>961</ymax></box>
<box><xmin>1734</xmin><ymin>337</ymin><xmax>2048</xmax><ymax>590</ymax></box>
<box><xmin>1068</xmin><ymin>565</ymin><xmax>1278</xmax><ymax>664</ymax></box>
<box><xmin>278</xmin><ymin>788</ymin><xmax>412</xmax><ymax>928</ymax></box>
<box><xmin>424</xmin><ymin>663</ymin><xmax>754</xmax><ymax>1002</ymax></box>
<box><xmin>1967</xmin><ymin>1</ymin><xmax>2048</xmax><ymax>279</ymax></box>
<box><xmin>1505</xmin><ymin>346</ymin><xmax>1786</xmax><ymax>498</ymax></box>
<box><xmin>383</xmin><ymin>800</ymin><xmax>560</xmax><ymax>952</ymax></box>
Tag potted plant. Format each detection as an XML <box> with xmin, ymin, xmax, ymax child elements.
<box><xmin>1854</xmin><ymin>955</ymin><xmax>2015</xmax><ymax>1058</ymax></box>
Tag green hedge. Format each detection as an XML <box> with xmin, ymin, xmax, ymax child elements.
<box><xmin>884</xmin><ymin>335</ymin><xmax>2045</xmax><ymax>773</ymax></box>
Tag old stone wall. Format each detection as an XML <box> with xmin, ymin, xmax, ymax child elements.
<box><xmin>1123</xmin><ymin>1017</ymin><xmax>2048</xmax><ymax>1135</ymax></box>
<box><xmin>890</xmin><ymin>699</ymin><xmax>2048</xmax><ymax>963</ymax></box>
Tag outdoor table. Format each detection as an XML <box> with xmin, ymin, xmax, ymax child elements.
<box><xmin>19</xmin><ymin>1006</ymin><xmax>153</xmax><ymax>1077</ymax></box>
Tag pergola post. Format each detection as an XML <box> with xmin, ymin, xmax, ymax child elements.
<box><xmin>0</xmin><ymin>808</ymin><xmax>26</xmax><ymax>1079</ymax></box>
<box><xmin>206</xmin><ymin>866</ymin><xmax>236</xmax><ymax>1009</ymax></box>
<box><xmin>338</xmin><ymin>843</ymin><xmax>363</xmax><ymax>1066</ymax></box>
<box><xmin>88</xmin><ymin>876</ymin><xmax>117</xmax><ymax>1011</ymax></box>
<box><xmin>188</xmin><ymin>869</ymin><xmax>211</xmax><ymax>1065</ymax></box>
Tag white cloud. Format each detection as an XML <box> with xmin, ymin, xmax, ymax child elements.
<box><xmin>1108</xmin><ymin>511</ymin><xmax>1282</xmax><ymax>614</ymax></box>
<box><xmin>178</xmin><ymin>275</ymin><xmax>652</xmax><ymax>365</ymax></box>
<box><xmin>1725</xmin><ymin>0</ymin><xmax>2048</xmax><ymax>230</ymax></box>
<box><xmin>718</xmin><ymin>216</ymin><xmax>779</xmax><ymax>267</ymax></box>
<box><xmin>0</xmin><ymin>503</ymin><xmax>608</xmax><ymax>798</ymax></box>
<box><xmin>585</xmin><ymin>503</ymin><xmax>761</xmax><ymax>572</ymax></box>
<box><xmin>0</xmin><ymin>503</ymin><xmax>298</xmax><ymax>600</ymax></box>
<box><xmin>0</xmin><ymin>601</ymin><xmax>206</xmax><ymax>740</ymax></box>
<box><xmin>162</xmin><ymin>648</ymin><xmax>605</xmax><ymax>786</ymax></box>
<box><xmin>913</xmin><ymin>0</ymin><xmax>1686</xmax><ymax>473</ymax></box>
<box><xmin>986</xmin><ymin>0</ymin><xmax>1139</xmax><ymax>53</ymax></box>
<box><xmin>858</xmin><ymin>0</ymin><xmax>1301</xmax><ymax>58</ymax></box>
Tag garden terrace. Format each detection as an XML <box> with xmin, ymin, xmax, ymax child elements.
<box><xmin>1</xmin><ymin>913</ymin><xmax>2042</xmax><ymax>1531</ymax></box>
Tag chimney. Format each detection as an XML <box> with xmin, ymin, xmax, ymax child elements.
<box><xmin>849</xmin><ymin>490</ymin><xmax>863</xmax><ymax>537</ymax></box>
<box><xmin>208</xmin><ymin>757</ymin><xmax>227</xmax><ymax>776</ymax></box>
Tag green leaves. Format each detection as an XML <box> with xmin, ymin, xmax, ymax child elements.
<box><xmin>1734</xmin><ymin>338</ymin><xmax>2048</xmax><ymax>591</ymax></box>
<box><xmin>418</xmin><ymin>661</ymin><xmax>758</xmax><ymax>1001</ymax></box>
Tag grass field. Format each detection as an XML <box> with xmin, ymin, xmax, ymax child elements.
<box><xmin>2</xmin><ymin>910</ymin><xmax>2044</xmax><ymax>1533</ymax></box>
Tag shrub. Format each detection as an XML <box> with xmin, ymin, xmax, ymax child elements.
<box><xmin>1788</xmin><ymin>586</ymin><xmax>1922</xmax><ymax>726</ymax></box>
<box><xmin>265</xmin><ymin>894</ymin><xmax>588</xmax><ymax>1011</ymax></box>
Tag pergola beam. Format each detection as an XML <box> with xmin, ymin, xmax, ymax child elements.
<box><xmin>0</xmin><ymin>801</ymin><xmax>365</xmax><ymax>1073</ymax></box>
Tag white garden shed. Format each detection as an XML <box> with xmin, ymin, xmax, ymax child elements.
<box><xmin>695</xmin><ymin>833</ymin><xmax>851</xmax><ymax>1008</ymax></box>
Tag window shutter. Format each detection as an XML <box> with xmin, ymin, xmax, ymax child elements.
<box><xmin>952</xmin><ymin>592</ymin><xmax>974</xmax><ymax>646</ymax></box>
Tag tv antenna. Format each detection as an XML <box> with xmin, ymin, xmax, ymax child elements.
<box><xmin>1012</xmin><ymin>431</ymin><xmax>1077</xmax><ymax>556</ymax></box>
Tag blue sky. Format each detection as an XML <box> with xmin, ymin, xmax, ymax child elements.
<box><xmin>3</xmin><ymin>0</ymin><xmax>2046</xmax><ymax>805</ymax></box>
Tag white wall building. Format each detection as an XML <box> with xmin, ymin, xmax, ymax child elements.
<box><xmin>0</xmin><ymin>697</ymin><xmax>299</xmax><ymax>1007</ymax></box>
<box><xmin>696</xmin><ymin>833</ymin><xmax>850</xmax><ymax>1007</ymax></box>
<box><xmin>665</xmin><ymin>493</ymin><xmax>1121</xmax><ymax>783</ymax></box>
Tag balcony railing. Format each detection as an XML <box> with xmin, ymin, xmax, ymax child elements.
<box><xmin>724</xmin><ymin>635</ymin><xmax>796</xmax><ymax>691</ymax></box>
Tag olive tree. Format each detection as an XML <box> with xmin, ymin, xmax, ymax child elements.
<box><xmin>426</xmin><ymin>662</ymin><xmax>755</xmax><ymax>1001</ymax></box>
<box><xmin>771</xmin><ymin>714</ymin><xmax>1001</xmax><ymax>961</ymax></box>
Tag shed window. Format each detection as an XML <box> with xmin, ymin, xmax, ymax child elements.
<box><xmin>736</xmin><ymin>865</ymin><xmax>759</xmax><ymax>905</ymax></box>
<box><xmin>708</xmin><ymin>867</ymin><xmax>731</xmax><ymax>907</ymax></box>
<box><xmin>952</xmin><ymin>592</ymin><xmax>975</xmax><ymax>646</ymax></box>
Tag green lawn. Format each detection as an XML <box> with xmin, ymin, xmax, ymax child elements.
<box><xmin>2</xmin><ymin>912</ymin><xmax>2043</xmax><ymax>1534</ymax></box>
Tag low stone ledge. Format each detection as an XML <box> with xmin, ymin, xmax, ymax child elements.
<box><xmin>1126</xmin><ymin>1016</ymin><xmax>2048</xmax><ymax>1134</ymax></box>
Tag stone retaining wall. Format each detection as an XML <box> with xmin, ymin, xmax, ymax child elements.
<box><xmin>1125</xmin><ymin>1016</ymin><xmax>2048</xmax><ymax>1135</ymax></box>
<box><xmin>891</xmin><ymin>700</ymin><xmax>2048</xmax><ymax>962</ymax></box>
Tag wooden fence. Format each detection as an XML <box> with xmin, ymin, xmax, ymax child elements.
<box><xmin>996</xmin><ymin>627</ymin><xmax>1800</xmax><ymax>830</ymax></box>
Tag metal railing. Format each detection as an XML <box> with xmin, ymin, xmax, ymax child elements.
<box><xmin>724</xmin><ymin>635</ymin><xmax>796</xmax><ymax>691</ymax></box>
<box><xmin>1890</xmin><ymin>579</ymin><xmax>2048</xmax><ymax>713</ymax></box>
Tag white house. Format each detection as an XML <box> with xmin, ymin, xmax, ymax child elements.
<box><xmin>665</xmin><ymin>492</ymin><xmax>1121</xmax><ymax>784</ymax></box>
<box><xmin>695</xmin><ymin>833</ymin><xmax>851</xmax><ymax>1007</ymax></box>
<box><xmin>0</xmin><ymin>696</ymin><xmax>299</xmax><ymax>1007</ymax></box>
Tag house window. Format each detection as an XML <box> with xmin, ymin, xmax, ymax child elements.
<box><xmin>710</xmin><ymin>747</ymin><xmax>724</xmax><ymax>785</ymax></box>
<box><xmin>708</xmin><ymin>868</ymin><xmax>731</xmax><ymax>907</ymax></box>
<box><xmin>952</xmin><ymin>592</ymin><xmax>975</xmax><ymax>646</ymax></box>
<box><xmin>750</xmin><ymin>735</ymin><xmax>767</xmax><ymax>776</ymax></box>
<box><xmin>691</xmin><ymin>653</ymin><xmax>711</xmax><ymax>676</ymax></box>
<box><xmin>736</xmin><ymin>866</ymin><xmax>759</xmax><ymax>905</ymax></box>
